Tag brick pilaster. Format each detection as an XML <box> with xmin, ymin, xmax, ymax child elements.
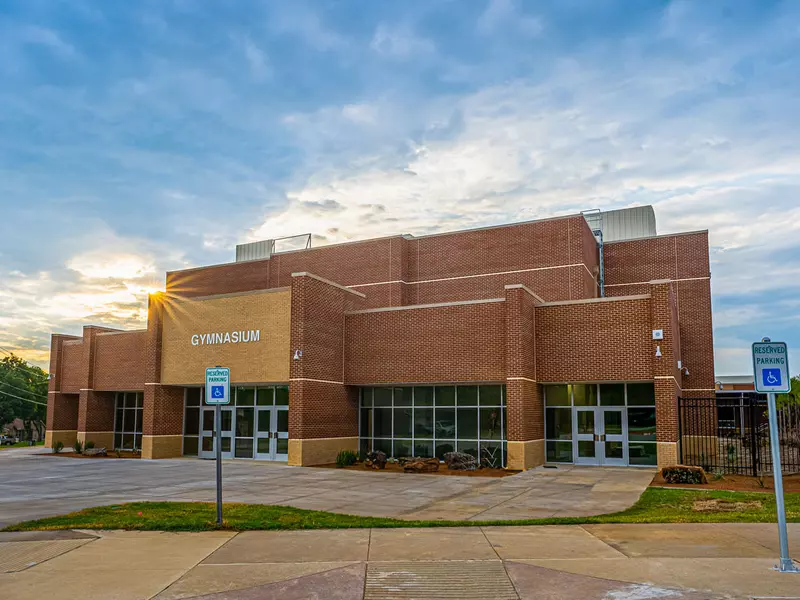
<box><xmin>504</xmin><ymin>284</ymin><xmax>544</xmax><ymax>469</ymax></box>
<box><xmin>288</xmin><ymin>273</ymin><xmax>365</xmax><ymax>465</ymax></box>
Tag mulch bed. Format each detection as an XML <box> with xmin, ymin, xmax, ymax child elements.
<box><xmin>46</xmin><ymin>451</ymin><xmax>141</xmax><ymax>459</ymax></box>
<box><xmin>651</xmin><ymin>472</ymin><xmax>800</xmax><ymax>493</ymax></box>
<box><xmin>317</xmin><ymin>462</ymin><xmax>518</xmax><ymax>477</ymax></box>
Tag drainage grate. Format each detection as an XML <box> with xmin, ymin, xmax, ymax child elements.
<box><xmin>365</xmin><ymin>560</ymin><xmax>518</xmax><ymax>599</ymax></box>
<box><xmin>0</xmin><ymin>539</ymin><xmax>92</xmax><ymax>573</ymax></box>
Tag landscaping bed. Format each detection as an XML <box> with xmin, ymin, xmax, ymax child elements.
<box><xmin>5</xmin><ymin>488</ymin><xmax>798</xmax><ymax>532</ymax></box>
<box><xmin>47</xmin><ymin>451</ymin><xmax>141</xmax><ymax>459</ymax></box>
<box><xmin>317</xmin><ymin>462</ymin><xmax>517</xmax><ymax>477</ymax></box>
<box><xmin>651</xmin><ymin>471</ymin><xmax>800</xmax><ymax>493</ymax></box>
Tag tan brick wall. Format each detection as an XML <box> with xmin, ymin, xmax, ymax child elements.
<box><xmin>77</xmin><ymin>430</ymin><xmax>114</xmax><ymax>449</ymax></box>
<box><xmin>45</xmin><ymin>429</ymin><xmax>77</xmax><ymax>449</ymax></box>
<box><xmin>142</xmin><ymin>435</ymin><xmax>183</xmax><ymax>459</ymax></box>
<box><xmin>506</xmin><ymin>439</ymin><xmax>545</xmax><ymax>470</ymax></box>
<box><xmin>288</xmin><ymin>437</ymin><xmax>358</xmax><ymax>466</ymax></box>
<box><xmin>160</xmin><ymin>288</ymin><xmax>291</xmax><ymax>385</ymax></box>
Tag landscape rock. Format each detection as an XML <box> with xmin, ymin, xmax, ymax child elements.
<box><xmin>365</xmin><ymin>450</ymin><xmax>387</xmax><ymax>469</ymax></box>
<box><xmin>83</xmin><ymin>447</ymin><xmax>108</xmax><ymax>457</ymax></box>
<box><xmin>444</xmin><ymin>451</ymin><xmax>478</xmax><ymax>471</ymax></box>
<box><xmin>403</xmin><ymin>458</ymin><xmax>440</xmax><ymax>473</ymax></box>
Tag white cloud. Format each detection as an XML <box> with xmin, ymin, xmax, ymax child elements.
<box><xmin>370</xmin><ymin>24</ymin><xmax>435</xmax><ymax>59</ymax></box>
<box><xmin>477</xmin><ymin>0</ymin><xmax>543</xmax><ymax>37</ymax></box>
<box><xmin>18</xmin><ymin>25</ymin><xmax>77</xmax><ymax>59</ymax></box>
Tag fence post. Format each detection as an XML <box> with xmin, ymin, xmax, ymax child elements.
<box><xmin>748</xmin><ymin>395</ymin><xmax>760</xmax><ymax>478</ymax></box>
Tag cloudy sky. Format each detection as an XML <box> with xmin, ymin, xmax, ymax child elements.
<box><xmin>1</xmin><ymin>0</ymin><xmax>798</xmax><ymax>375</ymax></box>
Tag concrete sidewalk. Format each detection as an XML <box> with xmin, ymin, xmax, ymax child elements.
<box><xmin>1</xmin><ymin>523</ymin><xmax>798</xmax><ymax>599</ymax></box>
<box><xmin>0</xmin><ymin>448</ymin><xmax>653</xmax><ymax>526</ymax></box>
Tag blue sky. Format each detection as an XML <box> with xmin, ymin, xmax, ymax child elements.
<box><xmin>0</xmin><ymin>0</ymin><xmax>798</xmax><ymax>375</ymax></box>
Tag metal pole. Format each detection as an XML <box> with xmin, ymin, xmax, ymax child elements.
<box><xmin>766</xmin><ymin>392</ymin><xmax>798</xmax><ymax>572</ymax></box>
<box><xmin>215</xmin><ymin>402</ymin><xmax>222</xmax><ymax>527</ymax></box>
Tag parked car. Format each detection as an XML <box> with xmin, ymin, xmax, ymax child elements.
<box><xmin>0</xmin><ymin>435</ymin><xmax>17</xmax><ymax>446</ymax></box>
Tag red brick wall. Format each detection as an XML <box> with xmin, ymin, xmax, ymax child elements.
<box><xmin>289</xmin><ymin>274</ymin><xmax>364</xmax><ymax>440</ymax></box>
<box><xmin>93</xmin><ymin>331</ymin><xmax>147</xmax><ymax>391</ymax></box>
<box><xmin>60</xmin><ymin>340</ymin><xmax>83</xmax><ymax>393</ymax></box>
<box><xmin>142</xmin><ymin>385</ymin><xmax>184</xmax><ymax>436</ymax></box>
<box><xmin>78</xmin><ymin>390</ymin><xmax>115</xmax><ymax>432</ymax></box>
<box><xmin>536</xmin><ymin>297</ymin><xmax>652</xmax><ymax>382</ymax></box>
<box><xmin>605</xmin><ymin>231</ymin><xmax>714</xmax><ymax>394</ymax></box>
<box><xmin>167</xmin><ymin>261</ymin><xmax>271</xmax><ymax>298</ymax></box>
<box><xmin>345</xmin><ymin>300</ymin><xmax>506</xmax><ymax>385</ymax></box>
<box><xmin>504</xmin><ymin>286</ymin><xmax>542</xmax><ymax>442</ymax></box>
<box><xmin>47</xmin><ymin>393</ymin><xmax>78</xmax><ymax>430</ymax></box>
<box><xmin>166</xmin><ymin>216</ymin><xmax>599</xmax><ymax>307</ymax></box>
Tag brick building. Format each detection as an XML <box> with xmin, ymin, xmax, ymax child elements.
<box><xmin>45</xmin><ymin>206</ymin><xmax>715</xmax><ymax>469</ymax></box>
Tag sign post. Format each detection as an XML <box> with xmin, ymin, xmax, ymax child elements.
<box><xmin>752</xmin><ymin>339</ymin><xmax>798</xmax><ymax>573</ymax></box>
<box><xmin>205</xmin><ymin>366</ymin><xmax>230</xmax><ymax>527</ymax></box>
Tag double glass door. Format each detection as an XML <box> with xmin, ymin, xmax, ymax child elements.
<box><xmin>574</xmin><ymin>407</ymin><xmax>627</xmax><ymax>466</ymax></box>
<box><xmin>199</xmin><ymin>405</ymin><xmax>288</xmax><ymax>460</ymax></box>
<box><xmin>255</xmin><ymin>406</ymin><xmax>289</xmax><ymax>460</ymax></box>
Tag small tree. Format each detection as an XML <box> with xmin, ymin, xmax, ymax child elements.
<box><xmin>776</xmin><ymin>375</ymin><xmax>800</xmax><ymax>410</ymax></box>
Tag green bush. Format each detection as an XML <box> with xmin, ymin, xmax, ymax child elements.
<box><xmin>336</xmin><ymin>449</ymin><xmax>358</xmax><ymax>468</ymax></box>
<box><xmin>73</xmin><ymin>440</ymin><xmax>83</xmax><ymax>454</ymax></box>
<box><xmin>661</xmin><ymin>465</ymin><xmax>708</xmax><ymax>484</ymax></box>
<box><xmin>53</xmin><ymin>441</ymin><xmax>64</xmax><ymax>454</ymax></box>
<box><xmin>85</xmin><ymin>440</ymin><xmax>96</xmax><ymax>450</ymax></box>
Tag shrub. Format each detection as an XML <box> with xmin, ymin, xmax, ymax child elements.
<box><xmin>73</xmin><ymin>440</ymin><xmax>83</xmax><ymax>454</ymax></box>
<box><xmin>336</xmin><ymin>449</ymin><xmax>358</xmax><ymax>468</ymax></box>
<box><xmin>53</xmin><ymin>441</ymin><xmax>64</xmax><ymax>454</ymax></box>
<box><xmin>85</xmin><ymin>440</ymin><xmax>95</xmax><ymax>450</ymax></box>
<box><xmin>661</xmin><ymin>465</ymin><xmax>708</xmax><ymax>485</ymax></box>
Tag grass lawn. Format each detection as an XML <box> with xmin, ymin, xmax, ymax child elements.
<box><xmin>4</xmin><ymin>488</ymin><xmax>799</xmax><ymax>532</ymax></box>
<box><xmin>0</xmin><ymin>441</ymin><xmax>43</xmax><ymax>450</ymax></box>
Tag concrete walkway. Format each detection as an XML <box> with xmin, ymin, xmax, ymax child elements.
<box><xmin>1</xmin><ymin>524</ymin><xmax>798</xmax><ymax>599</ymax></box>
<box><xmin>0</xmin><ymin>448</ymin><xmax>653</xmax><ymax>526</ymax></box>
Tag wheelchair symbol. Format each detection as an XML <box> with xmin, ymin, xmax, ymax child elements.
<box><xmin>763</xmin><ymin>369</ymin><xmax>781</xmax><ymax>387</ymax></box>
<box><xmin>211</xmin><ymin>385</ymin><xmax>225</xmax><ymax>399</ymax></box>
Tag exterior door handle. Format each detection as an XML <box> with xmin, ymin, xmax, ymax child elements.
<box><xmin>593</xmin><ymin>434</ymin><xmax>599</xmax><ymax>442</ymax></box>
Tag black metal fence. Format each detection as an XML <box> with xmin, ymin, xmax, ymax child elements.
<box><xmin>678</xmin><ymin>394</ymin><xmax>800</xmax><ymax>476</ymax></box>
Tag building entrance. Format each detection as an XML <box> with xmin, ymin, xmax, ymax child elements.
<box><xmin>574</xmin><ymin>406</ymin><xmax>627</xmax><ymax>466</ymax></box>
<box><xmin>185</xmin><ymin>385</ymin><xmax>289</xmax><ymax>461</ymax></box>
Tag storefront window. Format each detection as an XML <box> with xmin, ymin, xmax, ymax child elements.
<box><xmin>359</xmin><ymin>385</ymin><xmax>506</xmax><ymax>467</ymax></box>
<box><xmin>114</xmin><ymin>391</ymin><xmax>144</xmax><ymax>451</ymax></box>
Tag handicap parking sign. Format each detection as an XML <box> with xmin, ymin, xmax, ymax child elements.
<box><xmin>752</xmin><ymin>342</ymin><xmax>790</xmax><ymax>394</ymax></box>
<box><xmin>205</xmin><ymin>367</ymin><xmax>230</xmax><ymax>404</ymax></box>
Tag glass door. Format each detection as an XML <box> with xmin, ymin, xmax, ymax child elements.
<box><xmin>275</xmin><ymin>406</ymin><xmax>289</xmax><ymax>460</ymax></box>
<box><xmin>199</xmin><ymin>407</ymin><xmax>233</xmax><ymax>459</ymax></box>
<box><xmin>255</xmin><ymin>407</ymin><xmax>273</xmax><ymax>459</ymax></box>
<box><xmin>600</xmin><ymin>408</ymin><xmax>626</xmax><ymax>466</ymax></box>
<box><xmin>574</xmin><ymin>407</ymin><xmax>600</xmax><ymax>465</ymax></box>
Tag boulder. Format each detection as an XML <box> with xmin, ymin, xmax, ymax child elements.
<box><xmin>84</xmin><ymin>447</ymin><xmax>108</xmax><ymax>457</ymax></box>
<box><xmin>403</xmin><ymin>458</ymin><xmax>440</xmax><ymax>473</ymax></box>
<box><xmin>365</xmin><ymin>450</ymin><xmax>387</xmax><ymax>470</ymax></box>
<box><xmin>443</xmin><ymin>451</ymin><xmax>478</xmax><ymax>471</ymax></box>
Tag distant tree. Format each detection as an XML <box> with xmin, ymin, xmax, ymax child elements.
<box><xmin>0</xmin><ymin>354</ymin><xmax>48</xmax><ymax>440</ymax></box>
<box><xmin>776</xmin><ymin>375</ymin><xmax>800</xmax><ymax>410</ymax></box>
